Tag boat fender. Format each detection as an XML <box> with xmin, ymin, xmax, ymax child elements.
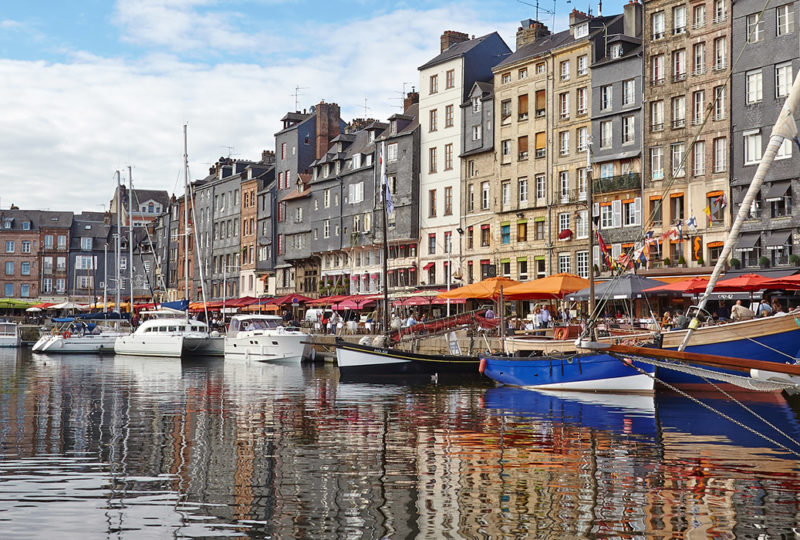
<box><xmin>63</xmin><ymin>331</ymin><xmax>71</xmax><ymax>339</ymax></box>
<box><xmin>688</xmin><ymin>317</ymin><xmax>700</xmax><ymax>330</ymax></box>
<box><xmin>479</xmin><ymin>357</ymin><xmax>487</xmax><ymax>374</ymax></box>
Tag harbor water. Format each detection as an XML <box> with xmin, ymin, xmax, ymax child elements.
<box><xmin>2</xmin><ymin>348</ymin><xmax>800</xmax><ymax>538</ymax></box>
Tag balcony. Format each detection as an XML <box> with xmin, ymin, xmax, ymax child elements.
<box><xmin>593</xmin><ymin>173</ymin><xmax>641</xmax><ymax>195</ymax></box>
<box><xmin>672</xmin><ymin>118</ymin><xmax>686</xmax><ymax>129</ymax></box>
<box><xmin>553</xmin><ymin>188</ymin><xmax>586</xmax><ymax>204</ymax></box>
<box><xmin>673</xmin><ymin>72</ymin><xmax>687</xmax><ymax>82</ymax></box>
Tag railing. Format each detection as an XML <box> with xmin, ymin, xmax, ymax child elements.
<box><xmin>593</xmin><ymin>173</ymin><xmax>641</xmax><ymax>194</ymax></box>
<box><xmin>673</xmin><ymin>72</ymin><xmax>687</xmax><ymax>82</ymax></box>
<box><xmin>672</xmin><ymin>118</ymin><xmax>686</xmax><ymax>128</ymax></box>
<box><xmin>535</xmin><ymin>108</ymin><xmax>546</xmax><ymax>118</ymax></box>
<box><xmin>553</xmin><ymin>189</ymin><xmax>588</xmax><ymax>204</ymax></box>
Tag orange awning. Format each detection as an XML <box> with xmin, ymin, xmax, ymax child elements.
<box><xmin>437</xmin><ymin>276</ymin><xmax>520</xmax><ymax>300</ymax></box>
<box><xmin>503</xmin><ymin>273</ymin><xmax>590</xmax><ymax>300</ymax></box>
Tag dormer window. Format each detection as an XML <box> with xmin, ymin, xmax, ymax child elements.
<box><xmin>472</xmin><ymin>97</ymin><xmax>481</xmax><ymax>113</ymax></box>
<box><xmin>3</xmin><ymin>219</ymin><xmax>12</xmax><ymax>229</ymax></box>
<box><xmin>353</xmin><ymin>154</ymin><xmax>362</xmax><ymax>169</ymax></box>
<box><xmin>611</xmin><ymin>43</ymin><xmax>623</xmax><ymax>59</ymax></box>
<box><xmin>574</xmin><ymin>23</ymin><xmax>588</xmax><ymax>39</ymax></box>
<box><xmin>369</xmin><ymin>131</ymin><xmax>375</xmax><ymax>142</ymax></box>
<box><xmin>22</xmin><ymin>221</ymin><xmax>30</xmax><ymax>230</ymax></box>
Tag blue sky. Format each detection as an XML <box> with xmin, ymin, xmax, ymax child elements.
<box><xmin>0</xmin><ymin>0</ymin><xmax>631</xmax><ymax>211</ymax></box>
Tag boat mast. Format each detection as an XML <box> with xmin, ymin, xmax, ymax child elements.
<box><xmin>115</xmin><ymin>170</ymin><xmax>122</xmax><ymax>313</ymax></box>
<box><xmin>380</xmin><ymin>141</ymin><xmax>390</xmax><ymax>334</ymax></box>
<box><xmin>183</xmin><ymin>124</ymin><xmax>190</xmax><ymax>322</ymax></box>
<box><xmin>128</xmin><ymin>166</ymin><xmax>134</xmax><ymax>315</ymax></box>
<box><xmin>585</xmin><ymin>138</ymin><xmax>595</xmax><ymax>336</ymax></box>
<box><xmin>103</xmin><ymin>243</ymin><xmax>107</xmax><ymax>313</ymax></box>
<box><xmin>679</xmin><ymin>70</ymin><xmax>800</xmax><ymax>351</ymax></box>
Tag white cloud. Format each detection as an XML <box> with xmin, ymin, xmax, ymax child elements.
<box><xmin>0</xmin><ymin>4</ymin><xmax>521</xmax><ymax>212</ymax></box>
<box><xmin>0</xmin><ymin>20</ymin><xmax>23</xmax><ymax>29</ymax></box>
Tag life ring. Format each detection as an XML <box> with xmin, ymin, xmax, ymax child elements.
<box><xmin>62</xmin><ymin>331</ymin><xmax>71</xmax><ymax>339</ymax></box>
<box><xmin>554</xmin><ymin>327</ymin><xmax>567</xmax><ymax>340</ymax></box>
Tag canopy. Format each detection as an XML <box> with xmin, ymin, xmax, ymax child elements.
<box><xmin>0</xmin><ymin>299</ymin><xmax>36</xmax><ymax>309</ymax></box>
<box><xmin>50</xmin><ymin>301</ymin><xmax>90</xmax><ymax>310</ymax></box>
<box><xmin>270</xmin><ymin>293</ymin><xmax>314</xmax><ymax>305</ymax></box>
<box><xmin>307</xmin><ymin>295</ymin><xmax>349</xmax><ymax>305</ymax></box>
<box><xmin>712</xmin><ymin>273</ymin><xmax>773</xmax><ymax>292</ymax></box>
<box><xmin>503</xmin><ymin>274</ymin><xmax>590</xmax><ymax>300</ymax></box>
<box><xmin>644</xmin><ymin>276</ymin><xmax>710</xmax><ymax>294</ymax></box>
<box><xmin>241</xmin><ymin>303</ymin><xmax>280</xmax><ymax>312</ymax></box>
<box><xmin>31</xmin><ymin>302</ymin><xmax>57</xmax><ymax>309</ymax></box>
<box><xmin>394</xmin><ymin>295</ymin><xmax>466</xmax><ymax>307</ymax></box>
<box><xmin>568</xmin><ymin>274</ymin><xmax>667</xmax><ymax>301</ymax></box>
<box><xmin>437</xmin><ymin>277</ymin><xmax>520</xmax><ymax>300</ymax></box>
<box><xmin>761</xmin><ymin>274</ymin><xmax>800</xmax><ymax>290</ymax></box>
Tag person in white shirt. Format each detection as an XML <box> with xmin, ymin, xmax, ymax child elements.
<box><xmin>540</xmin><ymin>306</ymin><xmax>551</xmax><ymax>327</ymax></box>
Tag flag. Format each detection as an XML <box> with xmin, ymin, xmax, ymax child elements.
<box><xmin>380</xmin><ymin>141</ymin><xmax>395</xmax><ymax>216</ymax></box>
<box><xmin>686</xmin><ymin>216</ymin><xmax>697</xmax><ymax>232</ymax></box>
<box><xmin>704</xmin><ymin>205</ymin><xmax>713</xmax><ymax>228</ymax></box>
<box><xmin>676</xmin><ymin>219</ymin><xmax>683</xmax><ymax>240</ymax></box>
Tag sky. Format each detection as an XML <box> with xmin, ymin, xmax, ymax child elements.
<box><xmin>0</xmin><ymin>0</ymin><xmax>630</xmax><ymax>213</ymax></box>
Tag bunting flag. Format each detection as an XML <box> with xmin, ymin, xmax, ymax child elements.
<box><xmin>686</xmin><ymin>216</ymin><xmax>697</xmax><ymax>232</ymax></box>
<box><xmin>705</xmin><ymin>193</ymin><xmax>727</xmax><ymax>229</ymax></box>
<box><xmin>703</xmin><ymin>204</ymin><xmax>713</xmax><ymax>228</ymax></box>
<box><xmin>676</xmin><ymin>219</ymin><xmax>683</xmax><ymax>240</ymax></box>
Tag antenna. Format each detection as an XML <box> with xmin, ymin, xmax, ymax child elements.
<box><xmin>291</xmin><ymin>85</ymin><xmax>308</xmax><ymax>111</ymax></box>
<box><xmin>362</xmin><ymin>97</ymin><xmax>371</xmax><ymax>118</ymax></box>
<box><xmin>388</xmin><ymin>82</ymin><xmax>413</xmax><ymax>110</ymax></box>
<box><xmin>220</xmin><ymin>146</ymin><xmax>237</xmax><ymax>158</ymax></box>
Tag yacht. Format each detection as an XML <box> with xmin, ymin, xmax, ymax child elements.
<box><xmin>0</xmin><ymin>321</ymin><xmax>20</xmax><ymax>348</ymax></box>
<box><xmin>224</xmin><ymin>314</ymin><xmax>308</xmax><ymax>362</ymax></box>
<box><xmin>114</xmin><ymin>310</ymin><xmax>223</xmax><ymax>357</ymax></box>
<box><xmin>32</xmin><ymin>315</ymin><xmax>130</xmax><ymax>354</ymax></box>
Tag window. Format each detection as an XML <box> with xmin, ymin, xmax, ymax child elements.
<box><xmin>429</xmin><ymin>74</ymin><xmax>438</xmax><ymax>94</ymax></box>
<box><xmin>776</xmin><ymin>62</ymin><xmax>792</xmax><ymax>98</ymax></box>
<box><xmin>4</xmin><ymin>241</ymin><xmax>13</xmax><ymax>253</ymax></box>
<box><xmin>444</xmin><ymin>186</ymin><xmax>453</xmax><ymax>215</ymax></box>
<box><xmin>518</xmin><ymin>258</ymin><xmax>528</xmax><ymax>279</ymax></box>
<box><xmin>481</xmin><ymin>226</ymin><xmax>490</xmax><ymax>247</ymax></box>
<box><xmin>577</xmin><ymin>127</ymin><xmax>588</xmax><ymax>152</ymax></box>
<box><xmin>600</xmin><ymin>163</ymin><xmax>613</xmax><ymax>179</ymax></box>
<box><xmin>577</xmin><ymin>55</ymin><xmax>588</xmax><ymax>75</ymax></box>
<box><xmin>42</xmin><ymin>278</ymin><xmax>52</xmax><ymax>293</ymax></box>
<box><xmin>536</xmin><ymin>175</ymin><xmax>546</xmax><ymax>200</ymax></box>
<box><xmin>20</xmin><ymin>261</ymin><xmax>30</xmax><ymax>276</ymax></box>
<box><xmin>558</xmin><ymin>253</ymin><xmax>571</xmax><ymax>274</ymax></box>
<box><xmin>623</xmin><ymin>79</ymin><xmax>635</xmax><ymax>106</ymax></box>
<box><xmin>429</xmin><ymin>189</ymin><xmax>437</xmax><ymax>218</ymax></box>
<box><xmin>468</xmin><ymin>184</ymin><xmax>475</xmax><ymax>211</ymax></box>
<box><xmin>577</xmin><ymin>168</ymin><xmax>587</xmax><ymax>200</ymax></box>
<box><xmin>672</xmin><ymin>95</ymin><xmax>685</xmax><ymax>128</ymax></box>
<box><xmin>533</xmin><ymin>220</ymin><xmax>545</xmax><ymax>241</ymax></box>
<box><xmin>472</xmin><ymin>125</ymin><xmax>482</xmax><ymax>141</ymax></box>
<box><xmin>444</xmin><ymin>143</ymin><xmax>453</xmax><ymax>170</ymax></box>
<box><xmin>535</xmin><ymin>89</ymin><xmax>546</xmax><ymax>117</ymax></box>
<box><xmin>650</xmin><ymin>100</ymin><xmax>664</xmax><ymax>131</ymax></box>
<box><xmin>777</xmin><ymin>4</ymin><xmax>794</xmax><ymax>36</ymax></box>
<box><xmin>467</xmin><ymin>227</ymin><xmax>474</xmax><ymax>249</ymax></box>
<box><xmin>323</xmin><ymin>219</ymin><xmax>330</xmax><ymax>238</ymax></box>
<box><xmin>5</xmin><ymin>262</ymin><xmax>13</xmax><ymax>275</ymax></box>
<box><xmin>445</xmin><ymin>104</ymin><xmax>453</xmax><ymax>127</ymax></box>
<box><xmin>574</xmin><ymin>23</ymin><xmax>588</xmax><ymax>39</ymax></box>
<box><xmin>44</xmin><ymin>235</ymin><xmax>53</xmax><ymax>249</ymax></box>
<box><xmin>673</xmin><ymin>5</ymin><xmax>686</xmax><ymax>33</ymax></box>
<box><xmin>623</xmin><ymin>116</ymin><xmax>635</xmax><ymax>144</ymax></box>
<box><xmin>746</xmin><ymin>69</ymin><xmax>762</xmax><ymax>104</ymax></box>
<box><xmin>518</xmin><ymin>94</ymin><xmax>528</xmax><ymax>120</ymax></box>
<box><xmin>600</xmin><ymin>85</ymin><xmax>612</xmax><ymax>110</ymax></box>
<box><xmin>501</xmin><ymin>181</ymin><xmax>511</xmax><ymax>208</ymax></box>
<box><xmin>519</xmin><ymin>177</ymin><xmax>528</xmax><ymax>202</ymax></box>
<box><xmin>671</xmin><ymin>194</ymin><xmax>685</xmax><ymax>221</ymax></box>
<box><xmin>81</xmin><ymin>237</ymin><xmax>92</xmax><ymax>250</ymax></box>
<box><xmin>694</xmin><ymin>140</ymin><xmax>706</xmax><ymax>176</ymax></box>
<box><xmin>600</xmin><ymin>121</ymin><xmax>612</xmax><ymax>148</ymax></box>
<box><xmin>445</xmin><ymin>69</ymin><xmax>454</xmax><ymax>89</ymax></box>
<box><xmin>502</xmin><ymin>139</ymin><xmax>512</xmax><ymax>159</ymax></box>
<box><xmin>559</xmin><ymin>131</ymin><xmax>570</xmax><ymax>155</ymax></box>
<box><xmin>770</xmin><ymin>186</ymin><xmax>793</xmax><ymax>218</ymax></box>
<box><xmin>610</xmin><ymin>43</ymin><xmax>623</xmax><ymax>59</ymax></box>
<box><xmin>471</xmin><ymin>97</ymin><xmax>481</xmax><ymax>113</ymax></box>
<box><xmin>600</xmin><ymin>203</ymin><xmax>614</xmax><ymax>229</ymax></box>
<box><xmin>560</xmin><ymin>60</ymin><xmax>570</xmax><ymax>80</ymax></box>
<box><xmin>672</xmin><ymin>143</ymin><xmax>686</xmax><ymax>177</ymax></box>
<box><xmin>693</xmin><ymin>4</ymin><xmax>706</xmax><ymax>27</ymax></box>
<box><xmin>429</xmin><ymin>109</ymin><xmax>437</xmax><ymax>132</ymax></box>
<box><xmin>692</xmin><ymin>90</ymin><xmax>705</xmax><ymax>126</ymax></box>
<box><xmin>501</xmin><ymin>99</ymin><xmax>512</xmax><ymax>121</ymax></box>
<box><xmin>714</xmin><ymin>137</ymin><xmax>727</xmax><ymax>172</ymax></box>
<box><xmin>746</xmin><ymin>13</ymin><xmax>763</xmax><ymax>42</ymax></box>
<box><xmin>428</xmin><ymin>147</ymin><xmax>437</xmax><ymax>173</ymax></box>
<box><xmin>713</xmin><ymin>37</ymin><xmax>726</xmax><ymax>70</ymax></box>
<box><xmin>577</xmin><ymin>210</ymin><xmax>588</xmax><ymax>239</ymax></box>
<box><xmin>776</xmin><ymin>138</ymin><xmax>793</xmax><ymax>160</ymax></box>
<box><xmin>651</xmin><ymin>54</ymin><xmax>664</xmax><ymax>84</ymax></box>
<box><xmin>518</xmin><ymin>136</ymin><xmax>528</xmax><ymax>160</ymax></box>
<box><xmin>651</xmin><ymin>147</ymin><xmax>664</xmax><ymax>180</ymax></box>
<box><xmin>744</xmin><ymin>130</ymin><xmax>762</xmax><ymax>165</ymax></box>
<box><xmin>57</xmin><ymin>257</ymin><xmax>65</xmax><ymax>271</ymax></box>
<box><xmin>714</xmin><ymin>86</ymin><xmax>726</xmax><ymax>121</ymax></box>
<box><xmin>536</xmin><ymin>62</ymin><xmax>545</xmax><ymax>74</ymax></box>
<box><xmin>518</xmin><ymin>67</ymin><xmax>528</xmax><ymax>80</ymax></box>
<box><xmin>559</xmin><ymin>171</ymin><xmax>570</xmax><ymax>202</ymax></box>
<box><xmin>535</xmin><ymin>132</ymin><xmax>546</xmax><ymax>158</ymax></box>
<box><xmin>672</xmin><ymin>49</ymin><xmax>686</xmax><ymax>81</ymax></box>
<box><xmin>501</xmin><ymin>224</ymin><xmax>511</xmax><ymax>244</ymax></box>
<box><xmin>652</xmin><ymin>11</ymin><xmax>665</xmax><ymax>39</ymax></box>
<box><xmin>481</xmin><ymin>182</ymin><xmax>490</xmax><ymax>210</ymax></box>
<box><xmin>56</xmin><ymin>278</ymin><xmax>65</xmax><ymax>293</ymax></box>
<box><xmin>559</xmin><ymin>213</ymin><xmax>570</xmax><ymax>235</ymax></box>
<box><xmin>559</xmin><ymin>93</ymin><xmax>569</xmax><ymax>119</ymax></box>
<box><xmin>4</xmin><ymin>283</ymin><xmax>13</xmax><ymax>297</ymax></box>
<box><xmin>43</xmin><ymin>257</ymin><xmax>52</xmax><ymax>274</ymax></box>
<box><xmin>693</xmin><ymin>43</ymin><xmax>706</xmax><ymax>75</ymax></box>
<box><xmin>714</xmin><ymin>0</ymin><xmax>726</xmax><ymax>22</ymax></box>
<box><xmin>501</xmin><ymin>72</ymin><xmax>511</xmax><ymax>84</ymax></box>
<box><xmin>623</xmin><ymin>198</ymin><xmax>641</xmax><ymax>226</ymax></box>
<box><xmin>21</xmin><ymin>240</ymin><xmax>30</xmax><ymax>253</ymax></box>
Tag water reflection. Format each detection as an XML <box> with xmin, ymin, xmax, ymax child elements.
<box><xmin>0</xmin><ymin>349</ymin><xmax>799</xmax><ymax>538</ymax></box>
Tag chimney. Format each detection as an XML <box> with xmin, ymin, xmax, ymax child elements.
<box><xmin>261</xmin><ymin>149</ymin><xmax>276</xmax><ymax>165</ymax></box>
<box><xmin>315</xmin><ymin>101</ymin><xmax>341</xmax><ymax>160</ymax></box>
<box><xmin>516</xmin><ymin>19</ymin><xmax>551</xmax><ymax>48</ymax></box>
<box><xmin>403</xmin><ymin>88</ymin><xmax>419</xmax><ymax>111</ymax></box>
<box><xmin>440</xmin><ymin>30</ymin><xmax>469</xmax><ymax>53</ymax></box>
<box><xmin>624</xmin><ymin>0</ymin><xmax>642</xmax><ymax>38</ymax></box>
<box><xmin>569</xmin><ymin>9</ymin><xmax>589</xmax><ymax>27</ymax></box>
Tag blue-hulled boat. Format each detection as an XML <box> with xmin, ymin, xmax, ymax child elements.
<box><xmin>480</xmin><ymin>351</ymin><xmax>655</xmax><ymax>392</ymax></box>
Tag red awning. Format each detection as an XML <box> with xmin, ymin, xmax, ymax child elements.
<box><xmin>422</xmin><ymin>262</ymin><xmax>434</xmax><ymax>271</ymax></box>
<box><xmin>269</xmin><ymin>293</ymin><xmax>314</xmax><ymax>305</ymax></box>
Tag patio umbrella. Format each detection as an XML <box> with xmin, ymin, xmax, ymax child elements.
<box><xmin>712</xmin><ymin>273</ymin><xmax>773</xmax><ymax>292</ymax></box>
<box><xmin>503</xmin><ymin>273</ymin><xmax>590</xmax><ymax>300</ymax></box>
<box><xmin>756</xmin><ymin>274</ymin><xmax>800</xmax><ymax>290</ymax></box>
<box><xmin>270</xmin><ymin>293</ymin><xmax>314</xmax><ymax>305</ymax></box>
<box><xmin>643</xmin><ymin>276</ymin><xmax>710</xmax><ymax>294</ymax></box>
<box><xmin>437</xmin><ymin>276</ymin><xmax>520</xmax><ymax>300</ymax></box>
<box><xmin>568</xmin><ymin>274</ymin><xmax>668</xmax><ymax>301</ymax></box>
<box><xmin>25</xmin><ymin>306</ymin><xmax>42</xmax><ymax>312</ymax></box>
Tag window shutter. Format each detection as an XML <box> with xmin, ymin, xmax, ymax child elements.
<box><xmin>612</xmin><ymin>200</ymin><xmax>622</xmax><ymax>228</ymax></box>
<box><xmin>593</xmin><ymin>202</ymin><xmax>600</xmax><ymax>218</ymax></box>
<box><xmin>633</xmin><ymin>197</ymin><xmax>642</xmax><ymax>226</ymax></box>
<box><xmin>611</xmin><ymin>243</ymin><xmax>622</xmax><ymax>259</ymax></box>
<box><xmin>593</xmin><ymin>245</ymin><xmax>600</xmax><ymax>268</ymax></box>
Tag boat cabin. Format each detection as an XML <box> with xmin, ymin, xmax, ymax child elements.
<box><xmin>228</xmin><ymin>315</ymin><xmax>283</xmax><ymax>336</ymax></box>
<box><xmin>0</xmin><ymin>322</ymin><xmax>17</xmax><ymax>337</ymax></box>
<box><xmin>136</xmin><ymin>318</ymin><xmax>208</xmax><ymax>334</ymax></box>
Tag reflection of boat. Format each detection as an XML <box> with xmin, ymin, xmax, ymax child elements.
<box><xmin>481</xmin><ymin>352</ymin><xmax>655</xmax><ymax>392</ymax></box>
<box><xmin>223</xmin><ymin>359</ymin><xmax>306</xmax><ymax>400</ymax></box>
<box><xmin>114</xmin><ymin>310</ymin><xmax>223</xmax><ymax>357</ymax></box>
<box><xmin>224</xmin><ymin>314</ymin><xmax>308</xmax><ymax>362</ymax></box>
<box><xmin>0</xmin><ymin>320</ymin><xmax>21</xmax><ymax>348</ymax></box>
<box><xmin>335</xmin><ymin>337</ymin><xmax>481</xmax><ymax>383</ymax></box>
<box><xmin>483</xmin><ymin>386</ymin><xmax>656</xmax><ymax>437</ymax></box>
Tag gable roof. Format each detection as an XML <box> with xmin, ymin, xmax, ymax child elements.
<box><xmin>419</xmin><ymin>32</ymin><xmax>500</xmax><ymax>71</ymax></box>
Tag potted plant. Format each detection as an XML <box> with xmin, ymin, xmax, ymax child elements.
<box><xmin>678</xmin><ymin>255</ymin><xmax>687</xmax><ymax>267</ymax></box>
<box><xmin>663</xmin><ymin>257</ymin><xmax>671</xmax><ymax>267</ymax></box>
<box><xmin>789</xmin><ymin>254</ymin><xmax>800</xmax><ymax>266</ymax></box>
<box><xmin>593</xmin><ymin>264</ymin><xmax>600</xmax><ymax>273</ymax></box>
<box><xmin>759</xmin><ymin>256</ymin><xmax>770</xmax><ymax>269</ymax></box>
<box><xmin>696</xmin><ymin>256</ymin><xmax>704</xmax><ymax>266</ymax></box>
<box><xmin>729</xmin><ymin>257</ymin><xmax>741</xmax><ymax>269</ymax></box>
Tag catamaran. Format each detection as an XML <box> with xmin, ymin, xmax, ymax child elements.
<box><xmin>224</xmin><ymin>314</ymin><xmax>308</xmax><ymax>362</ymax></box>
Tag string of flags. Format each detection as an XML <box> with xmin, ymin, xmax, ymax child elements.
<box><xmin>703</xmin><ymin>193</ymin><xmax>726</xmax><ymax>228</ymax></box>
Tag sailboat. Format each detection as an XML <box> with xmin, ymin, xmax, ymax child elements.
<box><xmin>115</xmin><ymin>126</ymin><xmax>223</xmax><ymax>358</ymax></box>
<box><xmin>335</xmin><ymin>141</ymin><xmax>483</xmax><ymax>381</ymax></box>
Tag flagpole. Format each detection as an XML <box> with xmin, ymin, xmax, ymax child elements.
<box><xmin>585</xmin><ymin>139</ymin><xmax>595</xmax><ymax>337</ymax></box>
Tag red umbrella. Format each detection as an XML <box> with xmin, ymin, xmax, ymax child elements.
<box><xmin>713</xmin><ymin>273</ymin><xmax>772</xmax><ymax>292</ymax></box>
<box><xmin>761</xmin><ymin>274</ymin><xmax>800</xmax><ymax>290</ymax></box>
<box><xmin>644</xmin><ymin>277</ymin><xmax>710</xmax><ymax>294</ymax></box>
<box><xmin>270</xmin><ymin>293</ymin><xmax>314</xmax><ymax>305</ymax></box>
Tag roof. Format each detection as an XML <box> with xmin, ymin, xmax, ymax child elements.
<box><xmin>39</xmin><ymin>211</ymin><xmax>74</xmax><ymax>228</ymax></box>
<box><xmin>418</xmin><ymin>32</ymin><xmax>500</xmax><ymax>71</ymax></box>
<box><xmin>131</xmin><ymin>189</ymin><xmax>169</xmax><ymax>206</ymax></box>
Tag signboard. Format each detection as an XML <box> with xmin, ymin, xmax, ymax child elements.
<box><xmin>692</xmin><ymin>236</ymin><xmax>703</xmax><ymax>262</ymax></box>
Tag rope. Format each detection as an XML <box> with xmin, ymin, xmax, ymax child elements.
<box><xmin>618</xmin><ymin>357</ymin><xmax>800</xmax><ymax>458</ymax></box>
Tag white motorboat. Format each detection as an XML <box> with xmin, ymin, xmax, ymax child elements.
<box><xmin>114</xmin><ymin>309</ymin><xmax>223</xmax><ymax>358</ymax></box>
<box><xmin>224</xmin><ymin>314</ymin><xmax>308</xmax><ymax>362</ymax></box>
<box><xmin>0</xmin><ymin>321</ymin><xmax>21</xmax><ymax>348</ymax></box>
<box><xmin>32</xmin><ymin>317</ymin><xmax>130</xmax><ymax>354</ymax></box>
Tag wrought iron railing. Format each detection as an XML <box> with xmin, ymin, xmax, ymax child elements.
<box><xmin>593</xmin><ymin>173</ymin><xmax>641</xmax><ymax>194</ymax></box>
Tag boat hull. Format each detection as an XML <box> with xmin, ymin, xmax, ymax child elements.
<box><xmin>114</xmin><ymin>334</ymin><xmax>185</xmax><ymax>357</ymax></box>
<box><xmin>481</xmin><ymin>353</ymin><xmax>655</xmax><ymax>392</ymax></box>
<box><xmin>183</xmin><ymin>335</ymin><xmax>225</xmax><ymax>356</ymax></box>
<box><xmin>0</xmin><ymin>336</ymin><xmax>21</xmax><ymax>348</ymax></box>
<box><xmin>335</xmin><ymin>339</ymin><xmax>480</xmax><ymax>381</ymax></box>
<box><xmin>224</xmin><ymin>331</ymin><xmax>308</xmax><ymax>363</ymax></box>
<box><xmin>33</xmin><ymin>333</ymin><xmax>122</xmax><ymax>354</ymax></box>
